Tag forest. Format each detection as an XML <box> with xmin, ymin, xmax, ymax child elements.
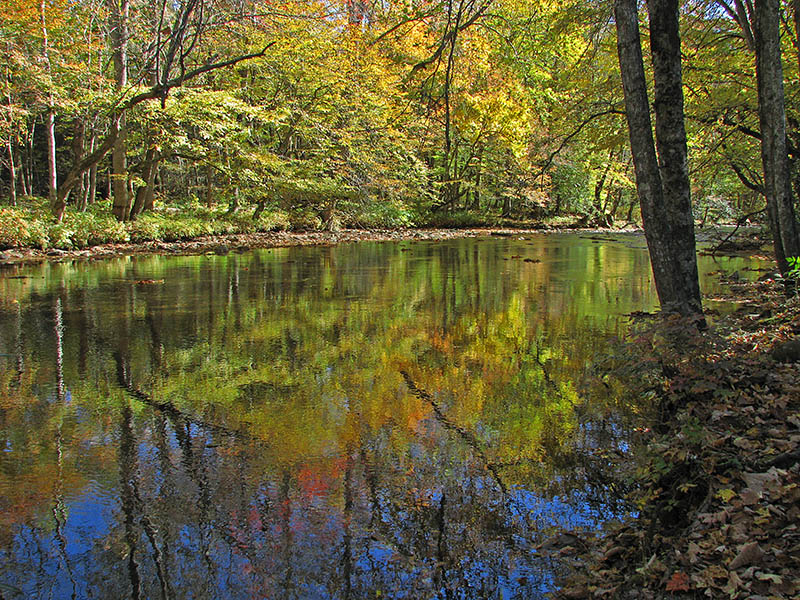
<box><xmin>0</xmin><ymin>0</ymin><xmax>788</xmax><ymax>249</ymax></box>
<box><xmin>2</xmin><ymin>2</ymin><xmax>800</xmax><ymax>598</ymax></box>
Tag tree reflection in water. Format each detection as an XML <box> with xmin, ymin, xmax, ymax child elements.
<box><xmin>0</xmin><ymin>235</ymin><xmax>763</xmax><ymax>598</ymax></box>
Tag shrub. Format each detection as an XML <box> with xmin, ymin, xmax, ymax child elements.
<box><xmin>421</xmin><ymin>210</ymin><xmax>496</xmax><ymax>229</ymax></box>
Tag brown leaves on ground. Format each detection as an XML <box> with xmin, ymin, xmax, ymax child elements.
<box><xmin>665</xmin><ymin>571</ymin><xmax>690</xmax><ymax>592</ymax></box>
<box><xmin>555</xmin><ymin>277</ymin><xmax>800</xmax><ymax>599</ymax></box>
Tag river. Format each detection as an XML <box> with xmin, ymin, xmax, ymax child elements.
<box><xmin>0</xmin><ymin>232</ymin><xmax>766</xmax><ymax>599</ymax></box>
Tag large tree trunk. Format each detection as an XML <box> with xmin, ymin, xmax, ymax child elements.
<box><xmin>752</xmin><ymin>0</ymin><xmax>800</xmax><ymax>275</ymax></box>
<box><xmin>647</xmin><ymin>0</ymin><xmax>703</xmax><ymax>310</ymax></box>
<box><xmin>615</xmin><ymin>0</ymin><xmax>703</xmax><ymax>317</ymax></box>
<box><xmin>109</xmin><ymin>0</ymin><xmax>131</xmax><ymax>221</ymax></box>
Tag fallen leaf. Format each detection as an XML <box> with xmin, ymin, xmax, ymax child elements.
<box><xmin>716</xmin><ymin>488</ymin><xmax>737</xmax><ymax>503</ymax></box>
<box><xmin>741</xmin><ymin>471</ymin><xmax>778</xmax><ymax>496</ymax></box>
<box><xmin>722</xmin><ymin>570</ymin><xmax>743</xmax><ymax>595</ymax></box>
<box><xmin>755</xmin><ymin>571</ymin><xmax>782</xmax><ymax>584</ymax></box>
<box><xmin>740</xmin><ymin>488</ymin><xmax>760</xmax><ymax>505</ymax></box>
<box><xmin>729</xmin><ymin>542</ymin><xmax>764</xmax><ymax>570</ymax></box>
<box><xmin>665</xmin><ymin>571</ymin><xmax>691</xmax><ymax>592</ymax></box>
<box><xmin>686</xmin><ymin>542</ymin><xmax>701</xmax><ymax>564</ymax></box>
<box><xmin>601</xmin><ymin>546</ymin><xmax>625</xmax><ymax>562</ymax></box>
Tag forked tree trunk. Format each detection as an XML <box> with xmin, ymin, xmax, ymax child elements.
<box><xmin>615</xmin><ymin>0</ymin><xmax>703</xmax><ymax>317</ymax></box>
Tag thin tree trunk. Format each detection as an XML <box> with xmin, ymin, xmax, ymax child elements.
<box><xmin>81</xmin><ymin>130</ymin><xmax>97</xmax><ymax>210</ymax></box>
<box><xmin>205</xmin><ymin>164</ymin><xmax>214</xmax><ymax>207</ymax></box>
<box><xmin>40</xmin><ymin>0</ymin><xmax>58</xmax><ymax>214</ymax></box>
<box><xmin>24</xmin><ymin>120</ymin><xmax>34</xmax><ymax>196</ymax></box>
<box><xmin>5</xmin><ymin>138</ymin><xmax>17</xmax><ymax>205</ymax></box>
<box><xmin>3</xmin><ymin>61</ymin><xmax>18</xmax><ymax>205</ymax></box>
<box><xmin>72</xmin><ymin>119</ymin><xmax>86</xmax><ymax>207</ymax></box>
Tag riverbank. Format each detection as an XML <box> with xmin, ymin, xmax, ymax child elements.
<box><xmin>0</xmin><ymin>225</ymin><xmax>621</xmax><ymax>266</ymax></box>
<box><xmin>555</xmin><ymin>276</ymin><xmax>800</xmax><ymax>599</ymax></box>
<box><xmin>0</xmin><ymin>221</ymin><xmax>767</xmax><ymax>269</ymax></box>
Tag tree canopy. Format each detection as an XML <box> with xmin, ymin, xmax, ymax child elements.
<box><xmin>1</xmin><ymin>0</ymin><xmax>798</xmax><ymax>277</ymax></box>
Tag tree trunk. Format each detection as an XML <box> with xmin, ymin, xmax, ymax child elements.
<box><xmin>752</xmin><ymin>0</ymin><xmax>800</xmax><ymax>275</ymax></box>
<box><xmin>647</xmin><ymin>0</ymin><xmax>703</xmax><ymax>309</ymax></box>
<box><xmin>88</xmin><ymin>148</ymin><xmax>98</xmax><ymax>207</ymax></box>
<box><xmin>72</xmin><ymin>119</ymin><xmax>86</xmax><ymax>207</ymax></box>
<box><xmin>5</xmin><ymin>138</ymin><xmax>17</xmax><ymax>205</ymax></box>
<box><xmin>205</xmin><ymin>164</ymin><xmax>214</xmax><ymax>207</ymax></box>
<box><xmin>81</xmin><ymin>131</ymin><xmax>97</xmax><ymax>210</ymax></box>
<box><xmin>615</xmin><ymin>0</ymin><xmax>703</xmax><ymax>317</ymax></box>
<box><xmin>109</xmin><ymin>0</ymin><xmax>131</xmax><ymax>221</ymax></box>
<box><xmin>131</xmin><ymin>147</ymin><xmax>158</xmax><ymax>218</ymax></box>
<box><xmin>40</xmin><ymin>0</ymin><xmax>58</xmax><ymax>215</ymax></box>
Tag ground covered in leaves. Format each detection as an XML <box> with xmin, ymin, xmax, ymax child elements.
<box><xmin>555</xmin><ymin>275</ymin><xmax>800</xmax><ymax>599</ymax></box>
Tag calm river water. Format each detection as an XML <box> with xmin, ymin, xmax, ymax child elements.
<box><xmin>0</xmin><ymin>233</ymin><xmax>765</xmax><ymax>599</ymax></box>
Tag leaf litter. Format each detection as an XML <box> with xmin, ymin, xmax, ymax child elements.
<box><xmin>554</xmin><ymin>276</ymin><xmax>800</xmax><ymax>599</ymax></box>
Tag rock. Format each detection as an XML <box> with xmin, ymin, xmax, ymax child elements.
<box><xmin>770</xmin><ymin>339</ymin><xmax>800</xmax><ymax>363</ymax></box>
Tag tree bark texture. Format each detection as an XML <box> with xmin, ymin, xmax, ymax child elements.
<box><xmin>40</xmin><ymin>0</ymin><xmax>58</xmax><ymax>214</ymax></box>
<box><xmin>5</xmin><ymin>138</ymin><xmax>17</xmax><ymax>205</ymax></box>
<box><xmin>752</xmin><ymin>0</ymin><xmax>800</xmax><ymax>274</ymax></box>
<box><xmin>109</xmin><ymin>0</ymin><xmax>131</xmax><ymax>221</ymax></box>
<box><xmin>615</xmin><ymin>0</ymin><xmax>703</xmax><ymax>316</ymax></box>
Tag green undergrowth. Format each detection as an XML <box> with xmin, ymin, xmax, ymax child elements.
<box><xmin>0</xmin><ymin>199</ymin><xmax>292</xmax><ymax>250</ymax></box>
<box><xmin>0</xmin><ymin>198</ymin><xmax>593</xmax><ymax>250</ymax></box>
<box><xmin>417</xmin><ymin>210</ymin><xmax>585</xmax><ymax>229</ymax></box>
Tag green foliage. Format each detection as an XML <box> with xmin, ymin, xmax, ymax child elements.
<box><xmin>551</xmin><ymin>161</ymin><xmax>592</xmax><ymax>215</ymax></box>
<box><xmin>0</xmin><ymin>199</ymin><xmax>297</xmax><ymax>249</ymax></box>
<box><xmin>786</xmin><ymin>256</ymin><xmax>800</xmax><ymax>279</ymax></box>
<box><xmin>420</xmin><ymin>210</ymin><xmax>498</xmax><ymax>229</ymax></box>
<box><xmin>0</xmin><ymin>0</ymin><xmax>786</xmax><ymax>233</ymax></box>
<box><xmin>0</xmin><ymin>201</ymin><xmax>51</xmax><ymax>248</ymax></box>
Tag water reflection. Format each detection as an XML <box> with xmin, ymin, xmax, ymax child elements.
<box><xmin>0</xmin><ymin>234</ymin><xmax>763</xmax><ymax>599</ymax></box>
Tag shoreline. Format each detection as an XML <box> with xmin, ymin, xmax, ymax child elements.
<box><xmin>0</xmin><ymin>226</ymin><xmax>632</xmax><ymax>267</ymax></box>
<box><xmin>0</xmin><ymin>224</ymin><xmax>764</xmax><ymax>268</ymax></box>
